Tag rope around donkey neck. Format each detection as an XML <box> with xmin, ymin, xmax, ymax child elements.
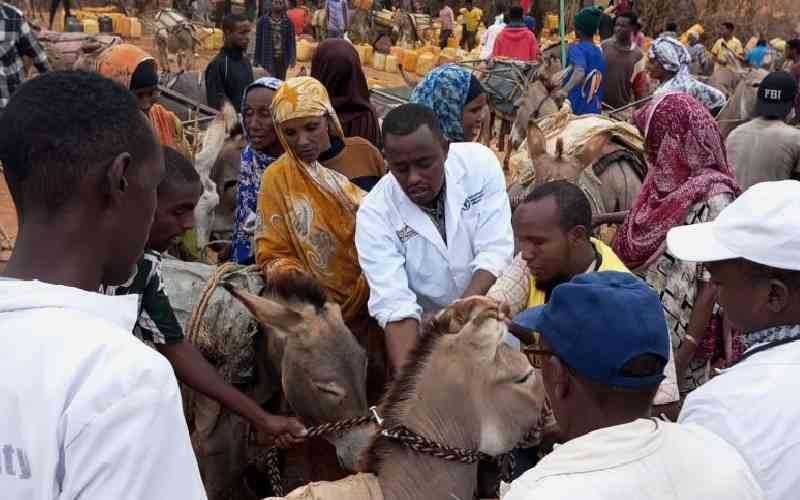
<box><xmin>260</xmin><ymin>411</ymin><xmax>515</xmax><ymax>497</ymax></box>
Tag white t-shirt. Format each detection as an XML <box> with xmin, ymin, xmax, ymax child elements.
<box><xmin>0</xmin><ymin>279</ymin><xmax>207</xmax><ymax>500</ymax></box>
<box><xmin>680</xmin><ymin>340</ymin><xmax>800</xmax><ymax>500</ymax></box>
<box><xmin>504</xmin><ymin>419</ymin><xmax>764</xmax><ymax>500</ymax></box>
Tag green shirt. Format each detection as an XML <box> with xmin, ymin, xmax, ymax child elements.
<box><xmin>102</xmin><ymin>250</ymin><xmax>184</xmax><ymax>345</ymax></box>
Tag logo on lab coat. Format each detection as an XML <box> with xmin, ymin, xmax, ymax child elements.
<box><xmin>396</xmin><ymin>225</ymin><xmax>419</xmax><ymax>242</ymax></box>
<box><xmin>462</xmin><ymin>189</ymin><xmax>484</xmax><ymax>211</ymax></box>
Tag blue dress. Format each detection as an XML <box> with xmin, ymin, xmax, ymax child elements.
<box><xmin>565</xmin><ymin>41</ymin><xmax>606</xmax><ymax>115</ymax></box>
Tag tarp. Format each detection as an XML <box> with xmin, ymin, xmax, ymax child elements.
<box><xmin>267</xmin><ymin>473</ymin><xmax>384</xmax><ymax>500</ymax></box>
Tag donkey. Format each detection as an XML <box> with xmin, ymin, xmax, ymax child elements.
<box><xmin>155</xmin><ymin>9</ymin><xmax>197</xmax><ymax>73</ymax></box>
<box><xmin>268</xmin><ymin>296</ymin><xmax>545</xmax><ymax>500</ymax></box>
<box><xmin>508</xmin><ymin>113</ymin><xmax>646</xmax><ymax>218</ymax></box>
<box><xmin>224</xmin><ymin>271</ymin><xmax>373</xmax><ymax>494</ymax></box>
<box><xmin>194</xmin><ymin>101</ymin><xmax>238</xmax><ymax>253</ymax></box>
<box><xmin>716</xmin><ymin>68</ymin><xmax>769</xmax><ymax>140</ymax></box>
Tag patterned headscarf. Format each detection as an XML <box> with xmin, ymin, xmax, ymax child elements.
<box><xmin>410</xmin><ymin>64</ymin><xmax>478</xmax><ymax>142</ymax></box>
<box><xmin>233</xmin><ymin>77</ymin><xmax>283</xmax><ymax>264</ymax></box>
<box><xmin>271</xmin><ymin>76</ymin><xmax>362</xmax><ymax>214</ymax></box>
<box><xmin>650</xmin><ymin>36</ymin><xmax>691</xmax><ymax>73</ymax></box>
<box><xmin>649</xmin><ymin>37</ymin><xmax>727</xmax><ymax>111</ymax></box>
<box><xmin>613</xmin><ymin>93</ymin><xmax>740</xmax><ymax>270</ymax></box>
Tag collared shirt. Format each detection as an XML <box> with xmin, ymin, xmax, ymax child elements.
<box><xmin>0</xmin><ymin>279</ymin><xmax>206</xmax><ymax>499</ymax></box>
<box><xmin>680</xmin><ymin>324</ymin><xmax>800</xmax><ymax>500</ymax></box>
<box><xmin>101</xmin><ymin>250</ymin><xmax>184</xmax><ymax>345</ymax></box>
<box><xmin>419</xmin><ymin>181</ymin><xmax>447</xmax><ymax>244</ymax></box>
<box><xmin>0</xmin><ymin>2</ymin><xmax>50</xmax><ymax>109</ymax></box>
<box><xmin>505</xmin><ymin>419</ymin><xmax>764</xmax><ymax>500</ymax></box>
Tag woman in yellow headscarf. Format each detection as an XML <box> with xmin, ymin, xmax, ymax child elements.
<box><xmin>97</xmin><ymin>44</ymin><xmax>190</xmax><ymax>157</ymax></box>
<box><xmin>255</xmin><ymin>76</ymin><xmax>385</xmax><ymax>396</ymax></box>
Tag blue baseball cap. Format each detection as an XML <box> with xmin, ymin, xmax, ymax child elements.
<box><xmin>512</xmin><ymin>271</ymin><xmax>669</xmax><ymax>389</ymax></box>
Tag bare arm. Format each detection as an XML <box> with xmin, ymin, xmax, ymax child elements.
<box><xmin>157</xmin><ymin>341</ymin><xmax>306</xmax><ymax>447</ymax></box>
<box><xmin>460</xmin><ymin>269</ymin><xmax>497</xmax><ymax>299</ymax></box>
<box><xmin>674</xmin><ymin>282</ymin><xmax>717</xmax><ymax>383</ymax></box>
<box><xmin>592</xmin><ymin>210</ymin><xmax>629</xmax><ymax>227</ymax></box>
<box><xmin>384</xmin><ymin>318</ymin><xmax>420</xmax><ymax>374</ymax></box>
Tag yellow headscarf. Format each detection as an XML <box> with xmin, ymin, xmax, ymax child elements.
<box><xmin>255</xmin><ymin>77</ymin><xmax>369</xmax><ymax>321</ymax></box>
<box><xmin>271</xmin><ymin>77</ymin><xmax>363</xmax><ymax>215</ymax></box>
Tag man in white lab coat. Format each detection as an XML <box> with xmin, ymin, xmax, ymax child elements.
<box><xmin>355</xmin><ymin>103</ymin><xmax>514</xmax><ymax>372</ymax></box>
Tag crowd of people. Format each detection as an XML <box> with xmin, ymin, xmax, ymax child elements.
<box><xmin>1</xmin><ymin>0</ymin><xmax>800</xmax><ymax>499</ymax></box>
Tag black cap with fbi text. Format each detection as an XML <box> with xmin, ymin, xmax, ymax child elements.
<box><xmin>756</xmin><ymin>71</ymin><xmax>798</xmax><ymax>118</ymax></box>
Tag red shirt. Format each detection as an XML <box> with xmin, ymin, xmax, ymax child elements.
<box><xmin>286</xmin><ymin>7</ymin><xmax>309</xmax><ymax>35</ymax></box>
<box><xmin>491</xmin><ymin>26</ymin><xmax>540</xmax><ymax>62</ymax></box>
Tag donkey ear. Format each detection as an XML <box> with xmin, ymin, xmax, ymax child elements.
<box><xmin>526</xmin><ymin>121</ymin><xmax>548</xmax><ymax>160</ymax></box>
<box><xmin>223</xmin><ymin>283</ymin><xmax>303</xmax><ymax>330</ymax></box>
<box><xmin>576</xmin><ymin>132</ymin><xmax>610</xmax><ymax>171</ymax></box>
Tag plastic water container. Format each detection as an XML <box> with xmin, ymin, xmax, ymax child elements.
<box><xmin>82</xmin><ymin>18</ymin><xmax>99</xmax><ymax>33</ymax></box>
<box><xmin>363</xmin><ymin>45</ymin><xmax>374</xmax><ymax>65</ymax></box>
<box><xmin>98</xmin><ymin>16</ymin><xmax>114</xmax><ymax>33</ymax></box>
<box><xmin>128</xmin><ymin>18</ymin><xmax>143</xmax><ymax>38</ymax></box>
<box><xmin>212</xmin><ymin>29</ymin><xmax>224</xmax><ymax>49</ymax></box>
<box><xmin>65</xmin><ymin>16</ymin><xmax>84</xmax><ymax>32</ymax></box>
<box><xmin>372</xmin><ymin>52</ymin><xmax>386</xmax><ymax>71</ymax></box>
<box><xmin>416</xmin><ymin>52</ymin><xmax>436</xmax><ymax>76</ymax></box>
<box><xmin>298</xmin><ymin>39</ymin><xmax>315</xmax><ymax>61</ymax></box>
<box><xmin>402</xmin><ymin>50</ymin><xmax>418</xmax><ymax>72</ymax></box>
<box><xmin>385</xmin><ymin>54</ymin><xmax>399</xmax><ymax>73</ymax></box>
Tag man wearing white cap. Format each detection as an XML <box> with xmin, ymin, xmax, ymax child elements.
<box><xmin>667</xmin><ymin>180</ymin><xmax>800</xmax><ymax>500</ymax></box>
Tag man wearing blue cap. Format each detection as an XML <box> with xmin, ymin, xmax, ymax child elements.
<box><xmin>669</xmin><ymin>180</ymin><xmax>800</xmax><ymax>500</ymax></box>
<box><xmin>504</xmin><ymin>272</ymin><xmax>764</xmax><ymax>500</ymax></box>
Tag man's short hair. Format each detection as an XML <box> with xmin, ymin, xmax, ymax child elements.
<box><xmin>722</xmin><ymin>22</ymin><xmax>735</xmax><ymax>31</ymax></box>
<box><xmin>222</xmin><ymin>13</ymin><xmax>248</xmax><ymax>33</ymax></box>
<box><xmin>524</xmin><ymin>180</ymin><xmax>592</xmax><ymax>235</ymax></box>
<box><xmin>788</xmin><ymin>39</ymin><xmax>800</xmax><ymax>52</ymax></box>
<box><xmin>757</xmin><ymin>39</ymin><xmax>767</xmax><ymax>47</ymax></box>
<box><xmin>615</xmin><ymin>11</ymin><xmax>638</xmax><ymax>27</ymax></box>
<box><xmin>381</xmin><ymin>103</ymin><xmax>445</xmax><ymax>145</ymax></box>
<box><xmin>509</xmin><ymin>6</ymin><xmax>523</xmax><ymax>21</ymax></box>
<box><xmin>160</xmin><ymin>146</ymin><xmax>200</xmax><ymax>195</ymax></box>
<box><xmin>0</xmin><ymin>71</ymin><xmax>157</xmax><ymax>220</ymax></box>
<box><xmin>665</xmin><ymin>22</ymin><xmax>678</xmax><ymax>32</ymax></box>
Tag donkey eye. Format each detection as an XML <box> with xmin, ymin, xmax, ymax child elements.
<box><xmin>515</xmin><ymin>371</ymin><xmax>533</xmax><ymax>384</ymax></box>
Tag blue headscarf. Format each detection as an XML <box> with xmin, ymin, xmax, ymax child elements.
<box><xmin>410</xmin><ymin>64</ymin><xmax>480</xmax><ymax>143</ymax></box>
<box><xmin>232</xmin><ymin>77</ymin><xmax>283</xmax><ymax>264</ymax></box>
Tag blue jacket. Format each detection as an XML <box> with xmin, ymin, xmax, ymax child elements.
<box><xmin>254</xmin><ymin>15</ymin><xmax>296</xmax><ymax>71</ymax></box>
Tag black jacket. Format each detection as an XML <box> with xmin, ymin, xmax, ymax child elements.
<box><xmin>204</xmin><ymin>46</ymin><xmax>255</xmax><ymax>112</ymax></box>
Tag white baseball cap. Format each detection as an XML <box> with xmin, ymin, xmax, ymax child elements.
<box><xmin>667</xmin><ymin>180</ymin><xmax>800</xmax><ymax>270</ymax></box>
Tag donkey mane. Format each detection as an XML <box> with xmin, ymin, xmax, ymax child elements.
<box><xmin>364</xmin><ymin>319</ymin><xmax>448</xmax><ymax>470</ymax></box>
<box><xmin>264</xmin><ymin>270</ymin><xmax>328</xmax><ymax>311</ymax></box>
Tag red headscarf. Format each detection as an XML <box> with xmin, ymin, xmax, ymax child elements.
<box><xmin>310</xmin><ymin>39</ymin><xmax>381</xmax><ymax>149</ymax></box>
<box><xmin>613</xmin><ymin>93</ymin><xmax>740</xmax><ymax>270</ymax></box>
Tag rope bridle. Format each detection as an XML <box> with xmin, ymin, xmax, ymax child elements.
<box><xmin>260</xmin><ymin>407</ymin><xmax>517</xmax><ymax>497</ymax></box>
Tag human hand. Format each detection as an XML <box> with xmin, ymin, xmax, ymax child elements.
<box><xmin>257</xmin><ymin>414</ymin><xmax>308</xmax><ymax>449</ymax></box>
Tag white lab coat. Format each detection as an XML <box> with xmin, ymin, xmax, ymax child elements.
<box><xmin>355</xmin><ymin>142</ymin><xmax>514</xmax><ymax>328</ymax></box>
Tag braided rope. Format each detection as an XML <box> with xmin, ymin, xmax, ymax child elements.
<box><xmin>260</xmin><ymin>415</ymin><xmax>524</xmax><ymax>497</ymax></box>
<box><xmin>185</xmin><ymin>261</ymin><xmax>246</xmax><ymax>344</ymax></box>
